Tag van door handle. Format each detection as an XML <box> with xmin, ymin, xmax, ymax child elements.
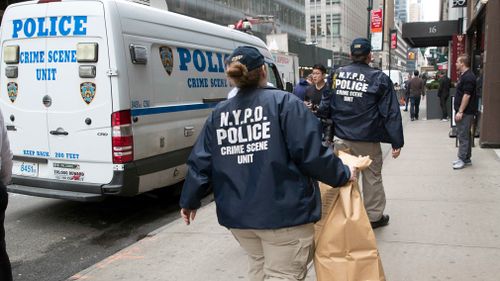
<box><xmin>50</xmin><ymin>128</ymin><xmax>69</xmax><ymax>136</ymax></box>
<box><xmin>184</xmin><ymin>126</ymin><xmax>194</xmax><ymax>137</ymax></box>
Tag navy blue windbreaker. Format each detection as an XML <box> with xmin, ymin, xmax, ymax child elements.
<box><xmin>317</xmin><ymin>62</ymin><xmax>404</xmax><ymax>149</ymax></box>
<box><xmin>179</xmin><ymin>88</ymin><xmax>351</xmax><ymax>229</ymax></box>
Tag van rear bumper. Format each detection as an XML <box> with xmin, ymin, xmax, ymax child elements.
<box><xmin>8</xmin><ymin>147</ymin><xmax>192</xmax><ymax>201</ymax></box>
<box><xmin>7</xmin><ymin>184</ymin><xmax>105</xmax><ymax>202</ymax></box>
<box><xmin>8</xmin><ymin>163</ymin><xmax>140</xmax><ymax>202</ymax></box>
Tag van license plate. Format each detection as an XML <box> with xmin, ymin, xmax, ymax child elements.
<box><xmin>17</xmin><ymin>162</ymin><xmax>39</xmax><ymax>177</ymax></box>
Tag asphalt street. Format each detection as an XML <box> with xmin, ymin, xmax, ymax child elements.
<box><xmin>5</xmin><ymin>183</ymin><xmax>213</xmax><ymax>281</ymax></box>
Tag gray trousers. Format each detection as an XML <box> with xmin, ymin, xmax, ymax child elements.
<box><xmin>335</xmin><ymin>140</ymin><xmax>386</xmax><ymax>222</ymax></box>
<box><xmin>456</xmin><ymin>114</ymin><xmax>474</xmax><ymax>161</ymax></box>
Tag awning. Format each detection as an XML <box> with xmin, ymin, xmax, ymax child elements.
<box><xmin>402</xmin><ymin>20</ymin><xmax>460</xmax><ymax>48</ymax></box>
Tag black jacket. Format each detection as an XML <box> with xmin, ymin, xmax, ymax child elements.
<box><xmin>180</xmin><ymin>88</ymin><xmax>350</xmax><ymax>229</ymax></box>
<box><xmin>438</xmin><ymin>76</ymin><xmax>451</xmax><ymax>98</ymax></box>
<box><xmin>317</xmin><ymin>62</ymin><xmax>404</xmax><ymax>149</ymax></box>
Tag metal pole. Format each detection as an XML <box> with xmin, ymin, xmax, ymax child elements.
<box><xmin>389</xmin><ymin>44</ymin><xmax>392</xmax><ymax>74</ymax></box>
<box><xmin>389</xmin><ymin>30</ymin><xmax>392</xmax><ymax>76</ymax></box>
<box><xmin>367</xmin><ymin>0</ymin><xmax>373</xmax><ymax>39</ymax></box>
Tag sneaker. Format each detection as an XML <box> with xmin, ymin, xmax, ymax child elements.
<box><xmin>452</xmin><ymin>159</ymin><xmax>472</xmax><ymax>165</ymax></box>
<box><xmin>453</xmin><ymin>159</ymin><xmax>465</xmax><ymax>169</ymax></box>
<box><xmin>371</xmin><ymin>214</ymin><xmax>390</xmax><ymax>229</ymax></box>
<box><xmin>411</xmin><ymin>118</ymin><xmax>415</xmax><ymax>121</ymax></box>
<box><xmin>441</xmin><ymin>118</ymin><xmax>448</xmax><ymax>122</ymax></box>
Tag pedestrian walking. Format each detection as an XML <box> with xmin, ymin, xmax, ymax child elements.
<box><xmin>292</xmin><ymin>74</ymin><xmax>313</xmax><ymax>101</ymax></box>
<box><xmin>304</xmin><ymin>64</ymin><xmax>328</xmax><ymax>112</ymax></box>
<box><xmin>407</xmin><ymin>70</ymin><xmax>425</xmax><ymax>121</ymax></box>
<box><xmin>179</xmin><ymin>46</ymin><xmax>356</xmax><ymax>281</ymax></box>
<box><xmin>453</xmin><ymin>54</ymin><xmax>477</xmax><ymax>170</ymax></box>
<box><xmin>0</xmin><ymin>107</ymin><xmax>13</xmax><ymax>281</ymax></box>
<box><xmin>317</xmin><ymin>38</ymin><xmax>404</xmax><ymax>229</ymax></box>
<box><xmin>403</xmin><ymin>78</ymin><xmax>410</xmax><ymax>111</ymax></box>
<box><xmin>437</xmin><ymin>71</ymin><xmax>451</xmax><ymax>121</ymax></box>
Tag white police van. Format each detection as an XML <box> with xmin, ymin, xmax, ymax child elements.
<box><xmin>0</xmin><ymin>0</ymin><xmax>283</xmax><ymax>201</ymax></box>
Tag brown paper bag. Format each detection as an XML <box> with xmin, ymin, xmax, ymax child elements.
<box><xmin>314</xmin><ymin>151</ymin><xmax>386</xmax><ymax>281</ymax></box>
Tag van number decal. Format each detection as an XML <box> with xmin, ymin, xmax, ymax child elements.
<box><xmin>131</xmin><ymin>100</ymin><xmax>151</xmax><ymax>109</ymax></box>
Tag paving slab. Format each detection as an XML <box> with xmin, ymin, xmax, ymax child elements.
<box><xmin>71</xmin><ymin>110</ymin><xmax>500</xmax><ymax>281</ymax></box>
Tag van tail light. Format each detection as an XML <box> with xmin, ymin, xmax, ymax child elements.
<box><xmin>111</xmin><ymin>110</ymin><xmax>134</xmax><ymax>164</ymax></box>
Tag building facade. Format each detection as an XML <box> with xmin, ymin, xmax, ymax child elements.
<box><xmin>166</xmin><ymin>0</ymin><xmax>336</xmax><ymax>69</ymax></box>
<box><xmin>465</xmin><ymin>0</ymin><xmax>499</xmax><ymax>147</ymax></box>
<box><xmin>439</xmin><ymin>0</ymin><xmax>498</xmax><ymax>147</ymax></box>
<box><xmin>395</xmin><ymin>0</ymin><xmax>408</xmax><ymax>24</ymax></box>
<box><xmin>408</xmin><ymin>0</ymin><xmax>421</xmax><ymax>22</ymax></box>
<box><xmin>305</xmin><ymin>0</ymin><xmax>369</xmax><ymax>67</ymax></box>
<box><xmin>389</xmin><ymin>22</ymin><xmax>409</xmax><ymax>72</ymax></box>
<box><xmin>166</xmin><ymin>0</ymin><xmax>306</xmax><ymax>42</ymax></box>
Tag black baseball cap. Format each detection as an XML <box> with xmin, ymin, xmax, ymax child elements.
<box><xmin>227</xmin><ymin>46</ymin><xmax>265</xmax><ymax>71</ymax></box>
<box><xmin>350</xmin><ymin>38</ymin><xmax>372</xmax><ymax>56</ymax></box>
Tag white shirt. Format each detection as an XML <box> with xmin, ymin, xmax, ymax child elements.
<box><xmin>227</xmin><ymin>82</ymin><xmax>275</xmax><ymax>99</ymax></box>
<box><xmin>0</xmin><ymin>108</ymin><xmax>13</xmax><ymax>185</ymax></box>
<box><xmin>227</xmin><ymin>87</ymin><xmax>239</xmax><ymax>99</ymax></box>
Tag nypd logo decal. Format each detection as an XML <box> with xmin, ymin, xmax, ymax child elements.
<box><xmin>80</xmin><ymin>82</ymin><xmax>96</xmax><ymax>105</ymax></box>
<box><xmin>7</xmin><ymin>82</ymin><xmax>18</xmax><ymax>103</ymax></box>
<box><xmin>159</xmin><ymin>46</ymin><xmax>174</xmax><ymax>76</ymax></box>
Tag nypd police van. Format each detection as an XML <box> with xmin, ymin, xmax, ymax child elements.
<box><xmin>0</xmin><ymin>0</ymin><xmax>283</xmax><ymax>201</ymax></box>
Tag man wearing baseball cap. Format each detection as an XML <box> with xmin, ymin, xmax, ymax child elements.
<box><xmin>317</xmin><ymin>38</ymin><xmax>404</xmax><ymax>229</ymax></box>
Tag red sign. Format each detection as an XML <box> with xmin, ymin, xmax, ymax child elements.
<box><xmin>390</xmin><ymin>31</ymin><xmax>397</xmax><ymax>49</ymax></box>
<box><xmin>451</xmin><ymin>34</ymin><xmax>466</xmax><ymax>82</ymax></box>
<box><xmin>371</xmin><ymin>9</ymin><xmax>383</xmax><ymax>33</ymax></box>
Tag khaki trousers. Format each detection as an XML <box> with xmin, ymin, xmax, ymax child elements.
<box><xmin>335</xmin><ymin>139</ymin><xmax>386</xmax><ymax>222</ymax></box>
<box><xmin>230</xmin><ymin>223</ymin><xmax>314</xmax><ymax>281</ymax></box>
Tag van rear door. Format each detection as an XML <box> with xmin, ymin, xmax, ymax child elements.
<box><xmin>1</xmin><ymin>5</ymin><xmax>50</xmax><ymax>179</ymax></box>
<box><xmin>1</xmin><ymin>1</ymin><xmax>114</xmax><ymax>186</ymax></box>
<box><xmin>45</xmin><ymin>1</ymin><xmax>114</xmax><ymax>184</ymax></box>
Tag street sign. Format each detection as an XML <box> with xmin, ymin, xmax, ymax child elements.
<box><xmin>371</xmin><ymin>33</ymin><xmax>383</xmax><ymax>52</ymax></box>
<box><xmin>408</xmin><ymin>50</ymin><xmax>416</xmax><ymax>60</ymax></box>
<box><xmin>390</xmin><ymin>30</ymin><xmax>397</xmax><ymax>49</ymax></box>
<box><xmin>452</xmin><ymin>0</ymin><xmax>467</xmax><ymax>8</ymax></box>
<box><xmin>370</xmin><ymin>9</ymin><xmax>383</xmax><ymax>51</ymax></box>
<box><xmin>370</xmin><ymin>9</ymin><xmax>383</xmax><ymax>33</ymax></box>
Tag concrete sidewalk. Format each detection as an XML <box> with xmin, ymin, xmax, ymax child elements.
<box><xmin>70</xmin><ymin>112</ymin><xmax>500</xmax><ymax>281</ymax></box>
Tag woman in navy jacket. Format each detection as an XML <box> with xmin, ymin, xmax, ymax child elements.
<box><xmin>180</xmin><ymin>46</ymin><xmax>354</xmax><ymax>281</ymax></box>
